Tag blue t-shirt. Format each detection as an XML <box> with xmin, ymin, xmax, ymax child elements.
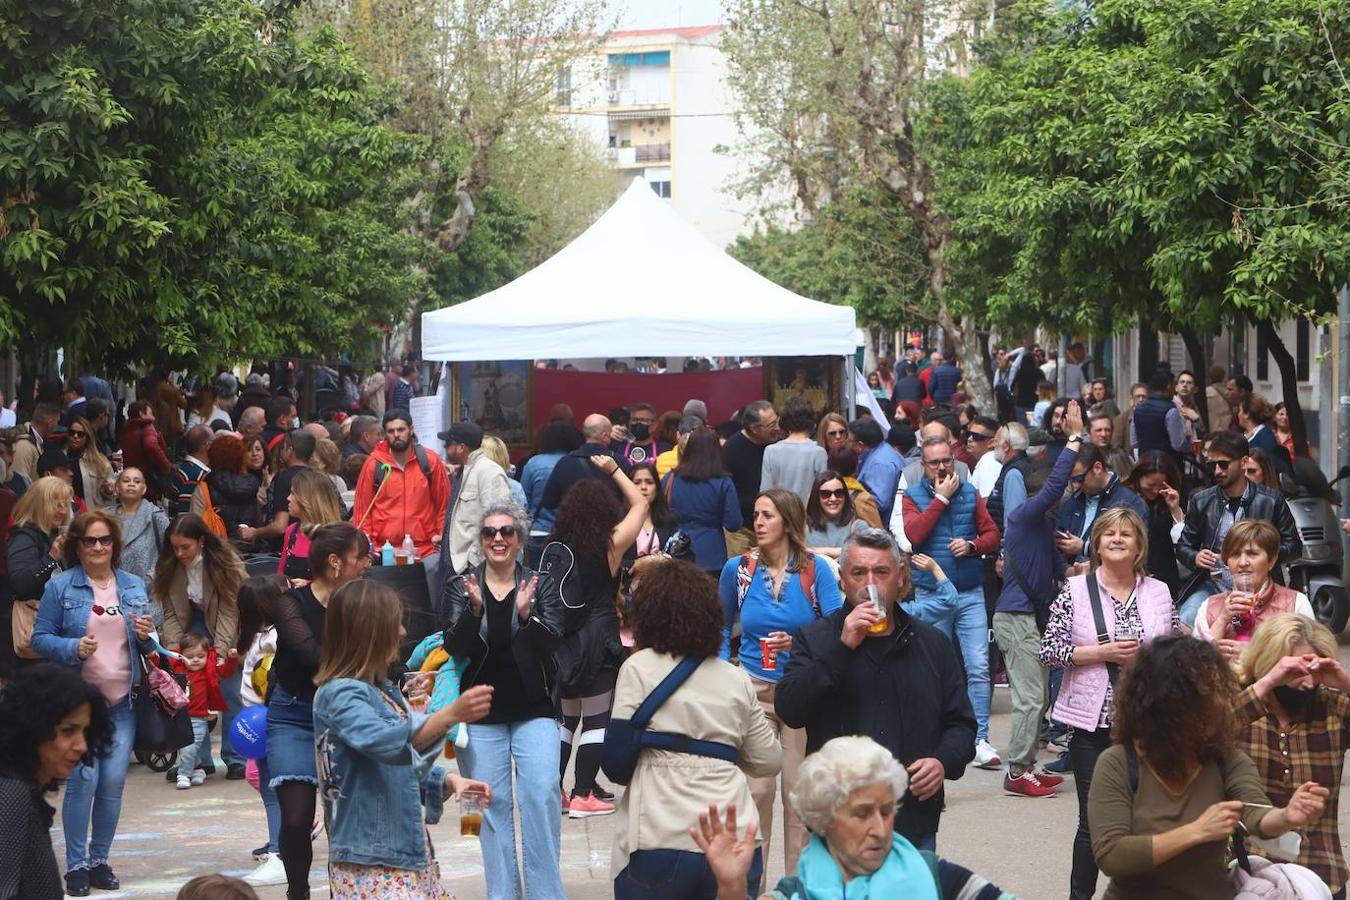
<box><xmin>717</xmin><ymin>553</ymin><xmax>843</xmax><ymax>682</ymax></box>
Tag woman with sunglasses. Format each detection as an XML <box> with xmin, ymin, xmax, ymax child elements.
<box><xmin>31</xmin><ymin>511</ymin><xmax>156</xmax><ymax>897</ymax></box>
<box><xmin>64</xmin><ymin>417</ymin><xmax>113</xmax><ymax>510</ymax></box>
<box><xmin>804</xmin><ymin>470</ymin><xmax>866</xmax><ymax>560</ymax></box>
<box><xmin>443</xmin><ymin>502</ymin><xmax>566</xmax><ymax>899</ymax></box>
<box><xmin>814</xmin><ymin>413</ymin><xmax>851</xmax><ymax>456</ymax></box>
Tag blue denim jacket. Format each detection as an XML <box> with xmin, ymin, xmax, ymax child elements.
<box><xmin>31</xmin><ymin>566</ymin><xmax>155</xmax><ymax>696</ymax></box>
<box><xmin>312</xmin><ymin>678</ymin><xmax>447</xmax><ymax>869</ymax></box>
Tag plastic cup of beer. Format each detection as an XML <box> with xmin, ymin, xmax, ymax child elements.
<box><xmin>460</xmin><ymin>794</ymin><xmax>483</xmax><ymax>837</ymax></box>
<box><xmin>866</xmin><ymin>584</ymin><xmax>889</xmax><ymax>635</ymax></box>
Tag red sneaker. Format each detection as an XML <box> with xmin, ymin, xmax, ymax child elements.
<box><xmin>1032</xmin><ymin>768</ymin><xmax>1065</xmax><ymax>789</ymax></box>
<box><xmin>1004</xmin><ymin>770</ymin><xmax>1057</xmax><ymax>798</ymax></box>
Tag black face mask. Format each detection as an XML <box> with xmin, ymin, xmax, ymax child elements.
<box><xmin>630</xmin><ymin>423</ymin><xmax>651</xmax><ymax>441</ymax></box>
<box><xmin>1272</xmin><ymin>685</ymin><xmax>1316</xmax><ymax>717</ymax></box>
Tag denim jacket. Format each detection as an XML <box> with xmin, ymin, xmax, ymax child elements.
<box><xmin>312</xmin><ymin>678</ymin><xmax>447</xmax><ymax>870</ymax></box>
<box><xmin>31</xmin><ymin>566</ymin><xmax>155</xmax><ymax>697</ymax></box>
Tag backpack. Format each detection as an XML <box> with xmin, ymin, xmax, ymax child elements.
<box><xmin>734</xmin><ymin>550</ymin><xmax>820</xmax><ymax>616</ymax></box>
<box><xmin>537</xmin><ymin>541</ymin><xmax>587</xmax><ymax>634</ymax></box>
<box><xmin>372</xmin><ymin>442</ymin><xmax>431</xmax><ymax>492</ymax></box>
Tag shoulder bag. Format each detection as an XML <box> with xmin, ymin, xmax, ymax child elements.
<box><xmin>601</xmin><ymin>656</ymin><xmax>739</xmax><ymax>786</ymax></box>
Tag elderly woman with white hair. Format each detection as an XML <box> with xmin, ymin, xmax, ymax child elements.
<box><xmin>690</xmin><ymin>735</ymin><xmax>1015</xmax><ymax>899</ymax></box>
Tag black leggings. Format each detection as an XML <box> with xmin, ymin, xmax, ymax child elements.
<box><xmin>559</xmin><ymin>669</ymin><xmax>618</xmax><ymax>796</ymax></box>
<box><xmin>1069</xmin><ymin>726</ymin><xmax>1113</xmax><ymax>900</ymax></box>
<box><xmin>276</xmin><ymin>780</ymin><xmax>316</xmax><ymax>898</ymax></box>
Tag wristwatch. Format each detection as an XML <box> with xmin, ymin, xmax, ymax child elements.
<box><xmin>1065</xmin><ymin>433</ymin><xmax>1083</xmax><ymax>443</ymax></box>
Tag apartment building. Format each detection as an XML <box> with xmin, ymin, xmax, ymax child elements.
<box><xmin>556</xmin><ymin>25</ymin><xmax>758</xmax><ymax>248</ymax></box>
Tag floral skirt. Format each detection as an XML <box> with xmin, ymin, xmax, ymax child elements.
<box><xmin>329</xmin><ymin>859</ymin><xmax>453</xmax><ymax>900</ymax></box>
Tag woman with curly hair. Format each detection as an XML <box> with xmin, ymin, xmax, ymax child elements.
<box><xmin>1038</xmin><ymin>508</ymin><xmax>1178</xmax><ymax>899</ymax></box>
<box><xmin>0</xmin><ymin>663</ymin><xmax>113</xmax><ymax>899</ymax></box>
<box><xmin>1089</xmin><ymin>636</ymin><xmax>1328</xmax><ymax>899</ymax></box>
<box><xmin>547</xmin><ymin>456</ymin><xmax>647</xmax><ymax>818</ymax></box>
<box><xmin>606</xmin><ymin>559</ymin><xmax>780</xmax><ymax>899</ymax></box>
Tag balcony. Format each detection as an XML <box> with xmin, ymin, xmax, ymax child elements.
<box><xmin>635</xmin><ymin>142</ymin><xmax>671</xmax><ymax>163</ymax></box>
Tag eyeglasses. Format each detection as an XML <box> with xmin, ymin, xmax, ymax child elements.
<box><xmin>964</xmin><ymin>431</ymin><xmax>992</xmax><ymax>442</ymax></box>
<box><xmin>755</xmin><ymin>418</ymin><xmax>780</xmax><ymax>431</ymax></box>
<box><xmin>818</xmin><ymin>488</ymin><xmax>847</xmax><ymax>501</ymax></box>
<box><xmin>825</xmin><ymin>429</ymin><xmax>848</xmax><ymax>438</ymax></box>
<box><xmin>630</xmin><ymin>418</ymin><xmax>655</xmax><ymax>426</ymax></box>
<box><xmin>922</xmin><ymin>458</ymin><xmax>954</xmax><ymax>469</ymax></box>
<box><xmin>1207</xmin><ymin>458</ymin><xmax>1236</xmax><ymax>470</ymax></box>
<box><xmin>79</xmin><ymin>535</ymin><xmax>115</xmax><ymax>548</ymax></box>
<box><xmin>480</xmin><ymin>525</ymin><xmax>519</xmax><ymax>540</ymax></box>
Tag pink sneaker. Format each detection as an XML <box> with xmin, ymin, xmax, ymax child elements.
<box><xmin>567</xmin><ymin>792</ymin><xmax>615</xmax><ymax>819</ymax></box>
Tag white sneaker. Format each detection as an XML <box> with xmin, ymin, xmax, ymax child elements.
<box><xmin>176</xmin><ymin>775</ymin><xmax>192</xmax><ymax>790</ymax></box>
<box><xmin>243</xmin><ymin>854</ymin><xmax>287</xmax><ymax>886</ymax></box>
<box><xmin>974</xmin><ymin>740</ymin><xmax>1003</xmax><ymax>769</ymax></box>
<box><xmin>190</xmin><ymin>769</ymin><xmax>206</xmax><ymax>786</ymax></box>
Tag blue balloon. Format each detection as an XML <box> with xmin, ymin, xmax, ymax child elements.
<box><xmin>229</xmin><ymin>705</ymin><xmax>268</xmax><ymax>760</ymax></box>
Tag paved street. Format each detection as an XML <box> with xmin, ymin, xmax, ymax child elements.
<box><xmin>51</xmin><ymin>633</ymin><xmax>1350</xmax><ymax>899</ymax></box>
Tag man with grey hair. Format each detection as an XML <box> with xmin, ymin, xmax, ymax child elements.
<box><xmin>776</xmin><ymin>527</ymin><xmax>976</xmax><ymax>850</ymax></box>
<box><xmin>236</xmin><ymin>405</ymin><xmax>266</xmax><ymax>444</ymax></box>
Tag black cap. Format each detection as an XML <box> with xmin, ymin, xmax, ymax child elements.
<box><xmin>437</xmin><ymin>421</ymin><xmax>484</xmax><ymax>449</ymax></box>
<box><xmin>37</xmin><ymin>447</ymin><xmax>71</xmax><ymax>475</ymax></box>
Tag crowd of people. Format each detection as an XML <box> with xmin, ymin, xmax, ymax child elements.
<box><xmin>0</xmin><ymin>350</ymin><xmax>1346</xmax><ymax>900</ymax></box>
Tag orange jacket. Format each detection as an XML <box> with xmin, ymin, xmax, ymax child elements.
<box><xmin>352</xmin><ymin>441</ymin><xmax>450</xmax><ymax>558</ymax></box>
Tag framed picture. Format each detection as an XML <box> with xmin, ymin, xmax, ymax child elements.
<box><xmin>454</xmin><ymin>361</ymin><xmax>531</xmax><ymax>447</ymax></box>
<box><xmin>767</xmin><ymin>356</ymin><xmax>835</xmax><ymax>413</ymax></box>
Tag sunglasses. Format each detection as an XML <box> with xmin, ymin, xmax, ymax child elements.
<box><xmin>964</xmin><ymin>431</ymin><xmax>992</xmax><ymax>442</ymax></box>
<box><xmin>818</xmin><ymin>488</ymin><xmax>847</xmax><ymax>501</ymax></box>
<box><xmin>480</xmin><ymin>525</ymin><xmax>519</xmax><ymax>541</ymax></box>
<box><xmin>1070</xmin><ymin>473</ymin><xmax>1087</xmax><ymax>485</ymax></box>
<box><xmin>79</xmin><ymin>535</ymin><xmax>115</xmax><ymax>548</ymax></box>
<box><xmin>825</xmin><ymin>429</ymin><xmax>848</xmax><ymax>438</ymax></box>
<box><xmin>69</xmin><ymin>430</ymin><xmax>88</xmax><ymax>438</ymax></box>
<box><xmin>1207</xmin><ymin>458</ymin><xmax>1236</xmax><ymax>470</ymax></box>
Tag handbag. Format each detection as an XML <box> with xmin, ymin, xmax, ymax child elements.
<box><xmin>11</xmin><ymin>598</ymin><xmax>41</xmax><ymax>660</ymax></box>
<box><xmin>600</xmin><ymin>656</ymin><xmax>739</xmax><ymax>786</ymax></box>
<box><xmin>144</xmin><ymin>654</ymin><xmax>188</xmax><ymax>713</ymax></box>
<box><xmin>198</xmin><ymin>481</ymin><xmax>229</xmax><ymax>539</ymax></box>
<box><xmin>133</xmin><ymin>655</ymin><xmax>194</xmax><ymax>754</ymax></box>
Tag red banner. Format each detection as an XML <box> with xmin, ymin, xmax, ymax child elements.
<box><xmin>531</xmin><ymin>367</ymin><xmax>766</xmax><ymax>432</ymax></box>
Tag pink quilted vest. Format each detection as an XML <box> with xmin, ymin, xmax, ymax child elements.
<box><xmin>1052</xmin><ymin>573</ymin><xmax>1175</xmax><ymax>731</ymax></box>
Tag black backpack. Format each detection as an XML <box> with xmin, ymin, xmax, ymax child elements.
<box><xmin>373</xmin><ymin>442</ymin><xmax>431</xmax><ymax>491</ymax></box>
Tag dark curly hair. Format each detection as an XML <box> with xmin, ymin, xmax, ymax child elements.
<box><xmin>1111</xmin><ymin>636</ymin><xmax>1237</xmax><ymax>785</ymax></box>
<box><xmin>550</xmin><ymin>477</ymin><xmax>623</xmax><ymax>565</ymax></box>
<box><xmin>779</xmin><ymin>396</ymin><xmax>818</xmax><ymax>436</ymax></box>
<box><xmin>631</xmin><ymin>559</ymin><xmax>723</xmax><ymax>657</ymax></box>
<box><xmin>0</xmin><ymin>663</ymin><xmax>112</xmax><ymax>790</ymax></box>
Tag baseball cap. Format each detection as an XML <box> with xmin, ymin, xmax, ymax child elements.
<box><xmin>437</xmin><ymin>421</ymin><xmax>484</xmax><ymax>449</ymax></box>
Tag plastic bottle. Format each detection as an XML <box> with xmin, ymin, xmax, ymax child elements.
<box><xmin>400</xmin><ymin>534</ymin><xmax>416</xmax><ymax>565</ymax></box>
<box><xmin>380</xmin><ymin>540</ymin><xmax>395</xmax><ymax>567</ymax></box>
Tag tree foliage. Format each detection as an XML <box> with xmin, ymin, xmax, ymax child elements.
<box><xmin>925</xmin><ymin>0</ymin><xmax>1350</xmax><ymax>450</ymax></box>
<box><xmin>1</xmin><ymin>0</ymin><xmax>428</xmax><ymax>370</ymax></box>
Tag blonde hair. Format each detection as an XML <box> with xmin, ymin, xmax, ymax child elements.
<box><xmin>1237</xmin><ymin>613</ymin><xmax>1336</xmax><ymax>687</ymax></box>
<box><xmin>480</xmin><ymin>434</ymin><xmax>511</xmax><ymax>474</ymax></box>
<box><xmin>11</xmin><ymin>475</ymin><xmax>74</xmax><ymax>532</ymax></box>
<box><xmin>815</xmin><ymin>412</ymin><xmax>849</xmax><ymax>447</ymax></box>
<box><xmin>69</xmin><ymin>417</ymin><xmax>112</xmax><ymax>479</ymax></box>
<box><xmin>790</xmin><ymin>736</ymin><xmax>909</xmax><ymax>834</ymax></box>
<box><xmin>316</xmin><ymin>580</ymin><xmax>403</xmax><ymax>685</ymax></box>
<box><xmin>289</xmin><ymin>469</ymin><xmax>343</xmax><ymax>535</ymax></box>
<box><xmin>310</xmin><ymin>438</ymin><xmax>341</xmax><ymax>476</ymax></box>
<box><xmin>1088</xmin><ymin>507</ymin><xmax>1149</xmax><ymax>577</ymax></box>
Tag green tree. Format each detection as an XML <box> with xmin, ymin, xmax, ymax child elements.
<box><xmin>1</xmin><ymin>0</ymin><xmax>429</xmax><ymax>372</ymax></box>
<box><xmin>926</xmin><ymin>0</ymin><xmax>1350</xmax><ymax>452</ymax></box>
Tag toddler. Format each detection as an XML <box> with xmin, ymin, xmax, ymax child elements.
<box><xmin>172</xmin><ymin>632</ymin><xmax>240</xmax><ymax>789</ymax></box>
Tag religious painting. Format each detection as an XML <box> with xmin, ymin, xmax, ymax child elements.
<box><xmin>767</xmin><ymin>356</ymin><xmax>835</xmax><ymax>413</ymax></box>
<box><xmin>454</xmin><ymin>361</ymin><xmax>530</xmax><ymax>446</ymax></box>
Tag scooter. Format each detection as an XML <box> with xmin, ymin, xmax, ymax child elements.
<box><xmin>1284</xmin><ymin>462</ymin><xmax>1350</xmax><ymax>633</ymax></box>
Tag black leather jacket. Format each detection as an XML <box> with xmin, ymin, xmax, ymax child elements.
<box><xmin>441</xmin><ymin>561</ymin><xmax>563</xmax><ymax>704</ymax></box>
<box><xmin>1176</xmin><ymin>481</ymin><xmax>1300</xmax><ymax>569</ymax></box>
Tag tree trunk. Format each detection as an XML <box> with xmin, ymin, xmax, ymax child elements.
<box><xmin>1254</xmin><ymin>318</ymin><xmax>1309</xmax><ymax>457</ymax></box>
<box><xmin>1179</xmin><ymin>326</ymin><xmax>1210</xmax><ymax>432</ymax></box>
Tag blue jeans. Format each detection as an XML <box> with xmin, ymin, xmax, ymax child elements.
<box><xmin>1180</xmin><ymin>580</ymin><xmax>1220</xmax><ymax>629</ymax></box>
<box><xmin>265</xmin><ymin>687</ymin><xmax>317</xmax><ymax>787</ymax></box>
<box><xmin>63</xmin><ymin>696</ymin><xmax>135</xmax><ymax>870</ymax></box>
<box><xmin>257</xmin><ymin>755</ymin><xmax>281</xmax><ymax>853</ymax></box>
<box><xmin>457</xmin><ymin>717</ymin><xmax>565</xmax><ymax>900</ymax></box>
<box><xmin>614</xmin><ymin>848</ymin><xmax>763</xmax><ymax>900</ymax></box>
<box><xmin>217</xmin><ymin>665</ymin><xmax>244</xmax><ymax>768</ymax></box>
<box><xmin>909</xmin><ymin>584</ymin><xmax>991</xmax><ymax>742</ymax></box>
<box><xmin>177</xmin><ymin>716</ymin><xmax>213</xmax><ymax>774</ymax></box>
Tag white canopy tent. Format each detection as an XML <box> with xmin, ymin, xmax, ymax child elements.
<box><xmin>421</xmin><ymin>179</ymin><xmax>858</xmax><ymax>361</ymax></box>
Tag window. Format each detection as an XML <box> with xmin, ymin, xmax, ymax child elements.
<box><xmin>1296</xmin><ymin>317</ymin><xmax>1310</xmax><ymax>381</ymax></box>
<box><xmin>555</xmin><ymin>65</ymin><xmax>572</xmax><ymax>107</ymax></box>
<box><xmin>649</xmin><ymin>180</ymin><xmax>671</xmax><ymax>199</ymax></box>
<box><xmin>1255</xmin><ymin>322</ymin><xmax>1269</xmax><ymax>381</ymax></box>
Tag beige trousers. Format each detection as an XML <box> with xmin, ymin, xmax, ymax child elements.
<box><xmin>748</xmin><ymin>678</ymin><xmax>807</xmax><ymax>889</ymax></box>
